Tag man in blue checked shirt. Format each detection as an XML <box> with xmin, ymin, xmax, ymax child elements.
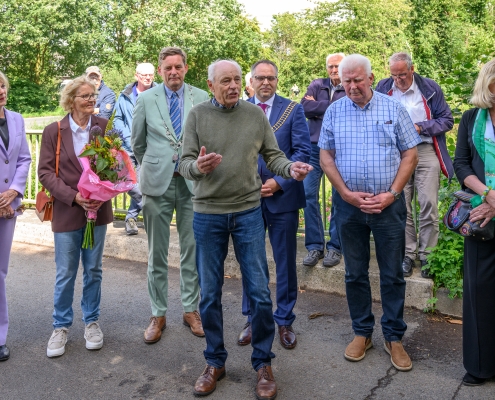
<box><xmin>319</xmin><ymin>54</ymin><xmax>421</xmax><ymax>373</ymax></box>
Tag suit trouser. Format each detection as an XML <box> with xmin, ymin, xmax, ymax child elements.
<box><xmin>143</xmin><ymin>176</ymin><xmax>199</xmax><ymax>316</ymax></box>
<box><xmin>241</xmin><ymin>202</ymin><xmax>298</xmax><ymax>326</ymax></box>
<box><xmin>0</xmin><ymin>217</ymin><xmax>16</xmax><ymax>345</ymax></box>
<box><xmin>403</xmin><ymin>143</ymin><xmax>440</xmax><ymax>261</ymax></box>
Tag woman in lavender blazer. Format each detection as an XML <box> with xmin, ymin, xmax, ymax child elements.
<box><xmin>0</xmin><ymin>71</ymin><xmax>32</xmax><ymax>361</ymax></box>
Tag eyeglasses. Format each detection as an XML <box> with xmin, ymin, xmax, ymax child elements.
<box><xmin>327</xmin><ymin>65</ymin><xmax>340</xmax><ymax>70</ymax></box>
<box><xmin>75</xmin><ymin>93</ymin><xmax>98</xmax><ymax>101</ymax></box>
<box><xmin>390</xmin><ymin>73</ymin><xmax>408</xmax><ymax>79</ymax></box>
<box><xmin>254</xmin><ymin>76</ymin><xmax>278</xmax><ymax>82</ymax></box>
<box><xmin>138</xmin><ymin>73</ymin><xmax>154</xmax><ymax>78</ymax></box>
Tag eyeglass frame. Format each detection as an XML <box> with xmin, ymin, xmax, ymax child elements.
<box><xmin>253</xmin><ymin>75</ymin><xmax>278</xmax><ymax>82</ymax></box>
<box><xmin>74</xmin><ymin>93</ymin><xmax>99</xmax><ymax>101</ymax></box>
<box><xmin>390</xmin><ymin>73</ymin><xmax>409</xmax><ymax>79</ymax></box>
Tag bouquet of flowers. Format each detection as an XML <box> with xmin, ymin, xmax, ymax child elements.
<box><xmin>77</xmin><ymin>126</ymin><xmax>137</xmax><ymax>249</ymax></box>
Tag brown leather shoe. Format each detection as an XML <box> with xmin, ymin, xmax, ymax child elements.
<box><xmin>256</xmin><ymin>365</ymin><xmax>277</xmax><ymax>400</ymax></box>
<box><xmin>183</xmin><ymin>311</ymin><xmax>205</xmax><ymax>337</ymax></box>
<box><xmin>278</xmin><ymin>325</ymin><xmax>297</xmax><ymax>349</ymax></box>
<box><xmin>144</xmin><ymin>316</ymin><xmax>166</xmax><ymax>344</ymax></box>
<box><xmin>384</xmin><ymin>341</ymin><xmax>412</xmax><ymax>371</ymax></box>
<box><xmin>193</xmin><ymin>365</ymin><xmax>226</xmax><ymax>396</ymax></box>
<box><xmin>344</xmin><ymin>336</ymin><xmax>373</xmax><ymax>361</ymax></box>
<box><xmin>237</xmin><ymin>322</ymin><xmax>251</xmax><ymax>346</ymax></box>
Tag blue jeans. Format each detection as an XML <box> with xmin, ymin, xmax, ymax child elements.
<box><xmin>194</xmin><ymin>206</ymin><xmax>275</xmax><ymax>371</ymax></box>
<box><xmin>52</xmin><ymin>225</ymin><xmax>107</xmax><ymax>329</ymax></box>
<box><xmin>126</xmin><ymin>154</ymin><xmax>142</xmax><ymax>221</ymax></box>
<box><xmin>334</xmin><ymin>191</ymin><xmax>407</xmax><ymax>341</ymax></box>
<box><xmin>303</xmin><ymin>143</ymin><xmax>340</xmax><ymax>253</ymax></box>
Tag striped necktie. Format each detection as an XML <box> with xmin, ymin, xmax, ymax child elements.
<box><xmin>170</xmin><ymin>92</ymin><xmax>181</xmax><ymax>138</ymax></box>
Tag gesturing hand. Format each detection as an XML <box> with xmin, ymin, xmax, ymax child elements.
<box><xmin>197</xmin><ymin>146</ymin><xmax>222</xmax><ymax>174</ymax></box>
<box><xmin>290</xmin><ymin>162</ymin><xmax>313</xmax><ymax>181</ymax></box>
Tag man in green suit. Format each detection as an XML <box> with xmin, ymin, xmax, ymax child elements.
<box><xmin>132</xmin><ymin>47</ymin><xmax>210</xmax><ymax>343</ymax></box>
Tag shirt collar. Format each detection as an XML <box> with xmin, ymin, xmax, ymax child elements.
<box><xmin>211</xmin><ymin>97</ymin><xmax>240</xmax><ymax>109</ymax></box>
<box><xmin>349</xmin><ymin>90</ymin><xmax>375</xmax><ymax>111</ymax></box>
<box><xmin>69</xmin><ymin>114</ymin><xmax>91</xmax><ymax>133</ymax></box>
<box><xmin>254</xmin><ymin>94</ymin><xmax>275</xmax><ymax>107</ymax></box>
<box><xmin>164</xmin><ymin>83</ymin><xmax>185</xmax><ymax>98</ymax></box>
<box><xmin>329</xmin><ymin>81</ymin><xmax>342</xmax><ymax>92</ymax></box>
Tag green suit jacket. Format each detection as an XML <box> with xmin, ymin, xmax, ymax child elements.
<box><xmin>131</xmin><ymin>83</ymin><xmax>210</xmax><ymax>196</ymax></box>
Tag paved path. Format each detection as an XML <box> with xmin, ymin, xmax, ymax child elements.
<box><xmin>1</xmin><ymin>242</ymin><xmax>491</xmax><ymax>399</ymax></box>
<box><xmin>24</xmin><ymin>116</ymin><xmax>61</xmax><ymax>130</ymax></box>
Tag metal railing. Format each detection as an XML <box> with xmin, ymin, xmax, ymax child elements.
<box><xmin>24</xmin><ymin>130</ymin><xmax>333</xmax><ymax>227</ymax></box>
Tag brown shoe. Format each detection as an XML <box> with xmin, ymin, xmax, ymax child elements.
<box><xmin>384</xmin><ymin>341</ymin><xmax>412</xmax><ymax>371</ymax></box>
<box><xmin>144</xmin><ymin>316</ymin><xmax>166</xmax><ymax>344</ymax></box>
<box><xmin>193</xmin><ymin>365</ymin><xmax>226</xmax><ymax>396</ymax></box>
<box><xmin>237</xmin><ymin>322</ymin><xmax>251</xmax><ymax>346</ymax></box>
<box><xmin>183</xmin><ymin>311</ymin><xmax>205</xmax><ymax>337</ymax></box>
<box><xmin>344</xmin><ymin>336</ymin><xmax>373</xmax><ymax>361</ymax></box>
<box><xmin>256</xmin><ymin>365</ymin><xmax>277</xmax><ymax>400</ymax></box>
<box><xmin>278</xmin><ymin>325</ymin><xmax>297</xmax><ymax>349</ymax></box>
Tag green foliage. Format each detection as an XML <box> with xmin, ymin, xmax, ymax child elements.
<box><xmin>7</xmin><ymin>78</ymin><xmax>59</xmax><ymax>114</ymax></box>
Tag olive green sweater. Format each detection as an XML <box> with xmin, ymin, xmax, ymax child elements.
<box><xmin>179</xmin><ymin>100</ymin><xmax>293</xmax><ymax>214</ymax></box>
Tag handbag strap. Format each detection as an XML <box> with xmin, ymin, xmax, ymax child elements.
<box><xmin>55</xmin><ymin>121</ymin><xmax>61</xmax><ymax>177</ymax></box>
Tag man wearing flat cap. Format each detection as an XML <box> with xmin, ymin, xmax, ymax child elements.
<box><xmin>85</xmin><ymin>66</ymin><xmax>116</xmax><ymax>119</ymax></box>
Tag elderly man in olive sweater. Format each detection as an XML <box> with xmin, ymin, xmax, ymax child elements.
<box><xmin>179</xmin><ymin>59</ymin><xmax>312</xmax><ymax>400</ymax></box>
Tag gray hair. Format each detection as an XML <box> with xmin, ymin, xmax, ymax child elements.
<box><xmin>326</xmin><ymin>53</ymin><xmax>346</xmax><ymax>66</ymax></box>
<box><xmin>136</xmin><ymin>63</ymin><xmax>155</xmax><ymax>74</ymax></box>
<box><xmin>207</xmin><ymin>59</ymin><xmax>242</xmax><ymax>82</ymax></box>
<box><xmin>389</xmin><ymin>52</ymin><xmax>413</xmax><ymax>69</ymax></box>
<box><xmin>471</xmin><ymin>58</ymin><xmax>495</xmax><ymax>109</ymax></box>
<box><xmin>59</xmin><ymin>75</ymin><xmax>96</xmax><ymax>113</ymax></box>
<box><xmin>338</xmin><ymin>54</ymin><xmax>372</xmax><ymax>77</ymax></box>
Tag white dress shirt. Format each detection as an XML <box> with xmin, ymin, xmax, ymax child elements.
<box><xmin>391</xmin><ymin>77</ymin><xmax>431</xmax><ymax>143</ymax></box>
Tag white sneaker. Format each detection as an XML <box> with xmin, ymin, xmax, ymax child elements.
<box><xmin>47</xmin><ymin>328</ymin><xmax>68</xmax><ymax>358</ymax></box>
<box><xmin>84</xmin><ymin>321</ymin><xmax>104</xmax><ymax>350</ymax></box>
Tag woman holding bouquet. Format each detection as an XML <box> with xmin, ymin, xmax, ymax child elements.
<box><xmin>0</xmin><ymin>71</ymin><xmax>32</xmax><ymax>361</ymax></box>
<box><xmin>38</xmin><ymin>75</ymin><xmax>113</xmax><ymax>358</ymax></box>
<box><xmin>454</xmin><ymin>58</ymin><xmax>495</xmax><ymax>386</ymax></box>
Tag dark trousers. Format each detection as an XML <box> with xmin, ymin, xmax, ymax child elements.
<box><xmin>463</xmin><ymin>236</ymin><xmax>495</xmax><ymax>378</ymax></box>
<box><xmin>334</xmin><ymin>191</ymin><xmax>408</xmax><ymax>341</ymax></box>
<box><xmin>241</xmin><ymin>201</ymin><xmax>299</xmax><ymax>326</ymax></box>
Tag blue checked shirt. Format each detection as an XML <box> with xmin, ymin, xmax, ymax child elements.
<box><xmin>318</xmin><ymin>91</ymin><xmax>421</xmax><ymax>194</ymax></box>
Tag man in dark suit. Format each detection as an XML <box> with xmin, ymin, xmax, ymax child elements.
<box><xmin>237</xmin><ymin>60</ymin><xmax>311</xmax><ymax>350</ymax></box>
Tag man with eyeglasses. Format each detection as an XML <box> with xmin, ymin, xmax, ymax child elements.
<box><xmin>132</xmin><ymin>47</ymin><xmax>209</xmax><ymax>345</ymax></box>
<box><xmin>236</xmin><ymin>60</ymin><xmax>310</xmax><ymax>351</ymax></box>
<box><xmin>85</xmin><ymin>66</ymin><xmax>116</xmax><ymax>119</ymax></box>
<box><xmin>300</xmin><ymin>52</ymin><xmax>346</xmax><ymax>268</ymax></box>
<box><xmin>376</xmin><ymin>52</ymin><xmax>454</xmax><ymax>279</ymax></box>
<box><xmin>114</xmin><ymin>63</ymin><xmax>157</xmax><ymax>235</ymax></box>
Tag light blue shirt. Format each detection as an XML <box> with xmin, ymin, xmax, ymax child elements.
<box><xmin>318</xmin><ymin>91</ymin><xmax>421</xmax><ymax>194</ymax></box>
<box><xmin>164</xmin><ymin>84</ymin><xmax>185</xmax><ymax>127</ymax></box>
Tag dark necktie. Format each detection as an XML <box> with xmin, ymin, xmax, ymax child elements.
<box><xmin>170</xmin><ymin>92</ymin><xmax>181</xmax><ymax>138</ymax></box>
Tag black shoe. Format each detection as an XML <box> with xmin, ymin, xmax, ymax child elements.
<box><xmin>402</xmin><ymin>257</ymin><xmax>415</xmax><ymax>277</ymax></box>
<box><xmin>323</xmin><ymin>249</ymin><xmax>342</xmax><ymax>267</ymax></box>
<box><xmin>0</xmin><ymin>345</ymin><xmax>10</xmax><ymax>361</ymax></box>
<box><xmin>303</xmin><ymin>250</ymin><xmax>324</xmax><ymax>267</ymax></box>
<box><xmin>420</xmin><ymin>260</ymin><xmax>433</xmax><ymax>279</ymax></box>
<box><xmin>462</xmin><ymin>372</ymin><xmax>486</xmax><ymax>386</ymax></box>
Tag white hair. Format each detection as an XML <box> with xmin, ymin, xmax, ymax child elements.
<box><xmin>389</xmin><ymin>52</ymin><xmax>413</xmax><ymax>69</ymax></box>
<box><xmin>339</xmin><ymin>54</ymin><xmax>372</xmax><ymax>77</ymax></box>
<box><xmin>326</xmin><ymin>53</ymin><xmax>346</xmax><ymax>66</ymax></box>
<box><xmin>136</xmin><ymin>63</ymin><xmax>155</xmax><ymax>74</ymax></box>
<box><xmin>207</xmin><ymin>59</ymin><xmax>242</xmax><ymax>82</ymax></box>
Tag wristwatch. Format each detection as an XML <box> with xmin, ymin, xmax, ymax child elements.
<box><xmin>388</xmin><ymin>188</ymin><xmax>401</xmax><ymax>201</ymax></box>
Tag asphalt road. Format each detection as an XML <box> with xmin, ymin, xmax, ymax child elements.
<box><xmin>1</xmin><ymin>242</ymin><xmax>492</xmax><ymax>399</ymax></box>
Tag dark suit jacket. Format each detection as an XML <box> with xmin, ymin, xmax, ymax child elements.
<box><xmin>249</xmin><ymin>94</ymin><xmax>311</xmax><ymax>213</ymax></box>
<box><xmin>38</xmin><ymin>114</ymin><xmax>113</xmax><ymax>232</ymax></box>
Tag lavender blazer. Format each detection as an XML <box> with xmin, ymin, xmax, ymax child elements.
<box><xmin>0</xmin><ymin>108</ymin><xmax>32</xmax><ymax>215</ymax></box>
